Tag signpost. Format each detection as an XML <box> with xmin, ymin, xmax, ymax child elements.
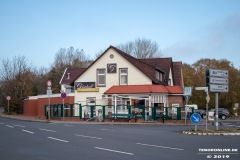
<box><xmin>190</xmin><ymin>113</ymin><xmax>202</xmax><ymax>131</ymax></box>
<box><xmin>184</xmin><ymin>87</ymin><xmax>192</xmax><ymax>124</ymax></box>
<box><xmin>195</xmin><ymin>87</ymin><xmax>209</xmax><ymax>130</ymax></box>
<box><xmin>61</xmin><ymin>92</ymin><xmax>67</xmax><ymax>120</ymax></box>
<box><xmin>6</xmin><ymin>96</ymin><xmax>11</xmax><ymax>114</ymax></box>
<box><xmin>46</xmin><ymin>80</ymin><xmax>52</xmax><ymax>120</ymax></box>
<box><xmin>206</xmin><ymin>69</ymin><xmax>229</xmax><ymax>130</ymax></box>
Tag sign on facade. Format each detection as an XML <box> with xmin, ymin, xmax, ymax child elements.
<box><xmin>107</xmin><ymin>63</ymin><xmax>117</xmax><ymax>73</ymax></box>
<box><xmin>75</xmin><ymin>82</ymin><xmax>95</xmax><ymax>90</ymax></box>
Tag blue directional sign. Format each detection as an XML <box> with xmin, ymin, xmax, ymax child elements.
<box><xmin>190</xmin><ymin>113</ymin><xmax>202</xmax><ymax>124</ymax></box>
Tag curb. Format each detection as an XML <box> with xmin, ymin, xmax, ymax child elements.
<box><xmin>182</xmin><ymin>131</ymin><xmax>240</xmax><ymax>136</ymax></box>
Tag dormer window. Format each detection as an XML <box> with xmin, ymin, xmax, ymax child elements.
<box><xmin>156</xmin><ymin>70</ymin><xmax>163</xmax><ymax>81</ymax></box>
<box><xmin>67</xmin><ymin>73</ymin><xmax>70</xmax><ymax>79</ymax></box>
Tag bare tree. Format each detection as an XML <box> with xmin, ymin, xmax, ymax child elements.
<box><xmin>117</xmin><ymin>38</ymin><xmax>162</xmax><ymax>59</ymax></box>
<box><xmin>53</xmin><ymin>46</ymin><xmax>89</xmax><ymax>70</ymax></box>
<box><xmin>0</xmin><ymin>56</ymin><xmax>36</xmax><ymax>113</ymax></box>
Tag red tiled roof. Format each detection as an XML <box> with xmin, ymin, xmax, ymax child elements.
<box><xmin>165</xmin><ymin>86</ymin><xmax>184</xmax><ymax>94</ymax></box>
<box><xmin>104</xmin><ymin>85</ymin><xmax>183</xmax><ymax>94</ymax></box>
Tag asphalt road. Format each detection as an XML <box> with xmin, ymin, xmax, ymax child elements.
<box><xmin>0</xmin><ymin>117</ymin><xmax>239</xmax><ymax>160</ymax></box>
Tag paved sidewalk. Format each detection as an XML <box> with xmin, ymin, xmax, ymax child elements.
<box><xmin>0</xmin><ymin>112</ymin><xmax>194</xmax><ymax>125</ymax></box>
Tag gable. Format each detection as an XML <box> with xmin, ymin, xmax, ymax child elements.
<box><xmin>75</xmin><ymin>47</ymin><xmax>152</xmax><ymax>85</ymax></box>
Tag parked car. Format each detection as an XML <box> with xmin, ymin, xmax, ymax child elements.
<box><xmin>194</xmin><ymin>109</ymin><xmax>206</xmax><ymax>118</ymax></box>
<box><xmin>208</xmin><ymin>108</ymin><xmax>230</xmax><ymax>120</ymax></box>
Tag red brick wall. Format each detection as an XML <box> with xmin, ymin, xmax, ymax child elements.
<box><xmin>23</xmin><ymin>99</ymin><xmax>38</xmax><ymax>116</ymax></box>
<box><xmin>168</xmin><ymin>95</ymin><xmax>184</xmax><ymax>107</ymax></box>
<box><xmin>23</xmin><ymin>96</ymin><xmax>74</xmax><ymax>118</ymax></box>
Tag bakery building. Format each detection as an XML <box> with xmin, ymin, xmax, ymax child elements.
<box><xmin>57</xmin><ymin>45</ymin><xmax>184</xmax><ymax>120</ymax></box>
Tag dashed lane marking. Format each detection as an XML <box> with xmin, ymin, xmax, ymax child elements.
<box><xmin>39</xmin><ymin>128</ymin><xmax>56</xmax><ymax>132</ymax></box>
<box><xmin>47</xmin><ymin>137</ymin><xmax>69</xmax><ymax>143</ymax></box>
<box><xmin>5</xmin><ymin>125</ymin><xmax>14</xmax><ymax>128</ymax></box>
<box><xmin>22</xmin><ymin>129</ymin><xmax>35</xmax><ymax>134</ymax></box>
<box><xmin>75</xmin><ymin>134</ymin><xmax>102</xmax><ymax>139</ymax></box>
<box><xmin>14</xmin><ymin>124</ymin><xmax>26</xmax><ymax>127</ymax></box>
<box><xmin>136</xmin><ymin>143</ymin><xmax>184</xmax><ymax>151</ymax></box>
<box><xmin>94</xmin><ymin>147</ymin><xmax>134</xmax><ymax>156</ymax></box>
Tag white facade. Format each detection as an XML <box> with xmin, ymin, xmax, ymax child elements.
<box><xmin>74</xmin><ymin>48</ymin><xmax>152</xmax><ymax>104</ymax></box>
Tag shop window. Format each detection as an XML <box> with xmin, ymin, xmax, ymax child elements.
<box><xmin>119</xmin><ymin>68</ymin><xmax>128</xmax><ymax>85</ymax></box>
<box><xmin>97</xmin><ymin>69</ymin><xmax>106</xmax><ymax>87</ymax></box>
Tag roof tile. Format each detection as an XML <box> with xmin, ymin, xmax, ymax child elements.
<box><xmin>104</xmin><ymin>85</ymin><xmax>183</xmax><ymax>94</ymax></box>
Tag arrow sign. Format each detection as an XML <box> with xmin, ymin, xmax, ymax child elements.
<box><xmin>209</xmin><ymin>84</ymin><xmax>228</xmax><ymax>92</ymax></box>
<box><xmin>209</xmin><ymin>77</ymin><xmax>228</xmax><ymax>85</ymax></box>
<box><xmin>209</xmin><ymin>69</ymin><xmax>228</xmax><ymax>77</ymax></box>
<box><xmin>190</xmin><ymin>113</ymin><xmax>202</xmax><ymax>124</ymax></box>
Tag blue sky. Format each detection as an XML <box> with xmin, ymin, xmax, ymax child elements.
<box><xmin>0</xmin><ymin>0</ymin><xmax>240</xmax><ymax>69</ymax></box>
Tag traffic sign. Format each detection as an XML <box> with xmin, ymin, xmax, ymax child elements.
<box><xmin>6</xmin><ymin>96</ymin><xmax>11</xmax><ymax>101</ymax></box>
<box><xmin>208</xmin><ymin>84</ymin><xmax>228</xmax><ymax>92</ymax></box>
<box><xmin>190</xmin><ymin>113</ymin><xmax>202</xmax><ymax>124</ymax></box>
<box><xmin>184</xmin><ymin>87</ymin><xmax>192</xmax><ymax>96</ymax></box>
<box><xmin>61</xmin><ymin>92</ymin><xmax>67</xmax><ymax>99</ymax></box>
<box><xmin>208</xmin><ymin>77</ymin><xmax>228</xmax><ymax>85</ymax></box>
<box><xmin>195</xmin><ymin>87</ymin><xmax>208</xmax><ymax>92</ymax></box>
<box><xmin>46</xmin><ymin>80</ymin><xmax>52</xmax><ymax>87</ymax></box>
<box><xmin>206</xmin><ymin>69</ymin><xmax>229</xmax><ymax>93</ymax></box>
<box><xmin>208</xmin><ymin>69</ymin><xmax>228</xmax><ymax>77</ymax></box>
<box><xmin>47</xmin><ymin>90</ymin><xmax>52</xmax><ymax>95</ymax></box>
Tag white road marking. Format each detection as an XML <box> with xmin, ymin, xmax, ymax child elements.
<box><xmin>136</xmin><ymin>143</ymin><xmax>184</xmax><ymax>151</ymax></box>
<box><xmin>64</xmin><ymin>124</ymin><xmax>73</xmax><ymax>127</ymax></box>
<box><xmin>47</xmin><ymin>137</ymin><xmax>69</xmax><ymax>143</ymax></box>
<box><xmin>0</xmin><ymin>122</ymin><xmax>4</xmax><ymax>125</ymax></box>
<box><xmin>75</xmin><ymin>134</ymin><xmax>102</xmax><ymax>139</ymax></box>
<box><xmin>94</xmin><ymin>147</ymin><xmax>134</xmax><ymax>155</ymax></box>
<box><xmin>5</xmin><ymin>125</ymin><xmax>14</xmax><ymax>128</ymax></box>
<box><xmin>101</xmin><ymin>128</ymin><xmax>114</xmax><ymax>132</ymax></box>
<box><xmin>39</xmin><ymin>128</ymin><xmax>56</xmax><ymax>132</ymax></box>
<box><xmin>22</xmin><ymin>129</ymin><xmax>35</xmax><ymax>134</ymax></box>
<box><xmin>14</xmin><ymin>124</ymin><xmax>26</xmax><ymax>127</ymax></box>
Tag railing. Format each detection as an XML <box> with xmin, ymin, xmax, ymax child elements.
<box><xmin>44</xmin><ymin>104</ymin><xmax>194</xmax><ymax>121</ymax></box>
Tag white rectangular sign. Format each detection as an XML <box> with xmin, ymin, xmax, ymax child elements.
<box><xmin>209</xmin><ymin>84</ymin><xmax>228</xmax><ymax>92</ymax></box>
<box><xmin>209</xmin><ymin>69</ymin><xmax>228</xmax><ymax>77</ymax></box>
<box><xmin>47</xmin><ymin>89</ymin><xmax>52</xmax><ymax>95</ymax></box>
<box><xmin>209</xmin><ymin>77</ymin><xmax>228</xmax><ymax>84</ymax></box>
<box><xmin>195</xmin><ymin>87</ymin><xmax>208</xmax><ymax>92</ymax></box>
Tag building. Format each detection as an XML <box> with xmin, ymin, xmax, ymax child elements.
<box><xmin>58</xmin><ymin>45</ymin><xmax>184</xmax><ymax>120</ymax></box>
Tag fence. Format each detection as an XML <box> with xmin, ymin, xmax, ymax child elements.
<box><xmin>44</xmin><ymin>104</ymin><xmax>194</xmax><ymax>121</ymax></box>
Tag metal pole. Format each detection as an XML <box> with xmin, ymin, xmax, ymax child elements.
<box><xmin>63</xmin><ymin>98</ymin><xmax>65</xmax><ymax>121</ymax></box>
<box><xmin>8</xmin><ymin>100</ymin><xmax>9</xmax><ymax>114</ymax></box>
<box><xmin>48</xmin><ymin>95</ymin><xmax>50</xmax><ymax>120</ymax></box>
<box><xmin>185</xmin><ymin>96</ymin><xmax>189</xmax><ymax>124</ymax></box>
<box><xmin>215</xmin><ymin>93</ymin><xmax>219</xmax><ymax>130</ymax></box>
<box><xmin>206</xmin><ymin>93</ymin><xmax>209</xmax><ymax>130</ymax></box>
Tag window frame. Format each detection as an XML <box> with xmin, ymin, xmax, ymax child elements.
<box><xmin>119</xmin><ymin>68</ymin><xmax>128</xmax><ymax>85</ymax></box>
<box><xmin>97</xmin><ymin>68</ymin><xmax>106</xmax><ymax>87</ymax></box>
